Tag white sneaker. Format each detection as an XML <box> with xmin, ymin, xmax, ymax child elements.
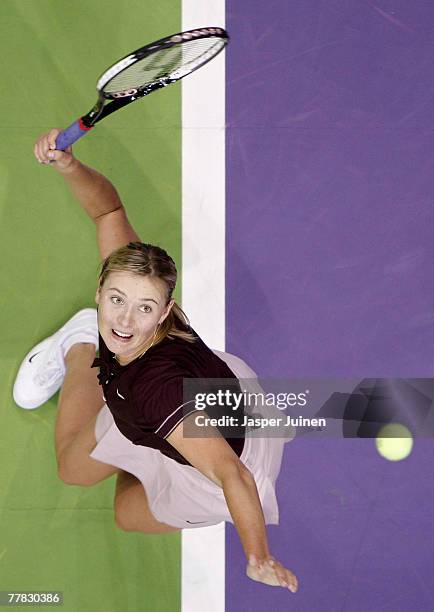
<box><xmin>13</xmin><ymin>308</ymin><xmax>99</xmax><ymax>410</ymax></box>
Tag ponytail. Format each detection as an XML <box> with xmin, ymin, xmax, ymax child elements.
<box><xmin>155</xmin><ymin>301</ymin><xmax>197</xmax><ymax>344</ymax></box>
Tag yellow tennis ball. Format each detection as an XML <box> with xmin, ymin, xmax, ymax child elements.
<box><xmin>375</xmin><ymin>423</ymin><xmax>413</xmax><ymax>461</ymax></box>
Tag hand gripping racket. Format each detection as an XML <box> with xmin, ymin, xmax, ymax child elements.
<box><xmin>55</xmin><ymin>27</ymin><xmax>229</xmax><ymax>151</ymax></box>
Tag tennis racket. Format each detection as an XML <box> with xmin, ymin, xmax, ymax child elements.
<box><xmin>55</xmin><ymin>27</ymin><xmax>229</xmax><ymax>151</ymax></box>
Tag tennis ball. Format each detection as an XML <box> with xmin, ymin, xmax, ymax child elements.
<box><xmin>375</xmin><ymin>423</ymin><xmax>413</xmax><ymax>461</ymax></box>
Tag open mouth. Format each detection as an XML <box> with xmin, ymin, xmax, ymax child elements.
<box><xmin>112</xmin><ymin>329</ymin><xmax>134</xmax><ymax>342</ymax></box>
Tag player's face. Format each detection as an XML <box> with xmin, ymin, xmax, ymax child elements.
<box><xmin>95</xmin><ymin>271</ymin><xmax>174</xmax><ymax>365</ymax></box>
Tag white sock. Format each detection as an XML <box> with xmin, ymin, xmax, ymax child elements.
<box><xmin>63</xmin><ymin>333</ymin><xmax>99</xmax><ymax>359</ymax></box>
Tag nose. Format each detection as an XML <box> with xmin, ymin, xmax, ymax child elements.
<box><xmin>116</xmin><ymin>306</ymin><xmax>135</xmax><ymax>330</ymax></box>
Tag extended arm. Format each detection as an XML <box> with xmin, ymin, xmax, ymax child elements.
<box><xmin>34</xmin><ymin>128</ymin><xmax>140</xmax><ymax>259</ymax></box>
<box><xmin>166</xmin><ymin>416</ymin><xmax>298</xmax><ymax>593</ymax></box>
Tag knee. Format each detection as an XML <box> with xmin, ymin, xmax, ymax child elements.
<box><xmin>114</xmin><ymin>502</ymin><xmax>136</xmax><ymax>532</ymax></box>
<box><xmin>114</xmin><ymin>497</ymin><xmax>157</xmax><ymax>533</ymax></box>
<box><xmin>57</xmin><ymin>463</ymin><xmax>93</xmax><ymax>487</ymax></box>
<box><xmin>114</xmin><ymin>495</ymin><xmax>131</xmax><ymax>531</ymax></box>
<box><xmin>115</xmin><ymin>514</ymin><xmax>133</xmax><ymax>532</ymax></box>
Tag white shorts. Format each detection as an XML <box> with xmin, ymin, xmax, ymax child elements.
<box><xmin>89</xmin><ymin>350</ymin><xmax>294</xmax><ymax>529</ymax></box>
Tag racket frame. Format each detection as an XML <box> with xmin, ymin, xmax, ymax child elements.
<box><xmin>56</xmin><ymin>27</ymin><xmax>228</xmax><ymax>149</ymax></box>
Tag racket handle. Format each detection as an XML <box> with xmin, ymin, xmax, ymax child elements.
<box><xmin>55</xmin><ymin>119</ymin><xmax>93</xmax><ymax>151</ymax></box>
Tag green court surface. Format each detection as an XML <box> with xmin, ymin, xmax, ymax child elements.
<box><xmin>1</xmin><ymin>2</ymin><xmax>182</xmax><ymax>610</ymax></box>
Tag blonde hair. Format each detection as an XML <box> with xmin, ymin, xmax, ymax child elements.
<box><xmin>97</xmin><ymin>242</ymin><xmax>196</xmax><ymax>345</ymax></box>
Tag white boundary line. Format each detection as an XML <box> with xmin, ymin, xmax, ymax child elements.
<box><xmin>181</xmin><ymin>2</ymin><xmax>226</xmax><ymax>612</ymax></box>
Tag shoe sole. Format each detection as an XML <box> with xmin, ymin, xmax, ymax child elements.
<box><xmin>13</xmin><ymin>308</ymin><xmax>98</xmax><ymax>410</ymax></box>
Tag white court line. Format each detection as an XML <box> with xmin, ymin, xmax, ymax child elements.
<box><xmin>181</xmin><ymin>1</ymin><xmax>226</xmax><ymax>612</ymax></box>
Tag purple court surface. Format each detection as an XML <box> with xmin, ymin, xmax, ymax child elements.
<box><xmin>225</xmin><ymin>2</ymin><xmax>434</xmax><ymax>610</ymax></box>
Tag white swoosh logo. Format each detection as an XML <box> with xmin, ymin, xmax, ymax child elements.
<box><xmin>116</xmin><ymin>388</ymin><xmax>126</xmax><ymax>400</ymax></box>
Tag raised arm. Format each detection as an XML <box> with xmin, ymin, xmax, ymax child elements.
<box><xmin>166</xmin><ymin>417</ymin><xmax>299</xmax><ymax>593</ymax></box>
<box><xmin>34</xmin><ymin>128</ymin><xmax>140</xmax><ymax>260</ymax></box>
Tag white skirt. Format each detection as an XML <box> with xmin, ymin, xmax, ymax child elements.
<box><xmin>89</xmin><ymin>350</ymin><xmax>294</xmax><ymax>529</ymax></box>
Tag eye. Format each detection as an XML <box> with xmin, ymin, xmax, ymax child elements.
<box><xmin>110</xmin><ymin>296</ymin><xmax>151</xmax><ymax>313</ymax></box>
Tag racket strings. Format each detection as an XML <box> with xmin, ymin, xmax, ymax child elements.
<box><xmin>102</xmin><ymin>37</ymin><xmax>226</xmax><ymax>94</ymax></box>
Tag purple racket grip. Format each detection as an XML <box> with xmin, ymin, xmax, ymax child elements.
<box><xmin>55</xmin><ymin>118</ymin><xmax>93</xmax><ymax>151</ymax></box>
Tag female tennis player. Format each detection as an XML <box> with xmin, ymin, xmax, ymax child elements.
<box><xmin>14</xmin><ymin>129</ymin><xmax>298</xmax><ymax>594</ymax></box>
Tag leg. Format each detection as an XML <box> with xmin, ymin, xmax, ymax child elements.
<box><xmin>55</xmin><ymin>342</ymin><xmax>120</xmax><ymax>486</ymax></box>
<box><xmin>114</xmin><ymin>471</ymin><xmax>180</xmax><ymax>534</ymax></box>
